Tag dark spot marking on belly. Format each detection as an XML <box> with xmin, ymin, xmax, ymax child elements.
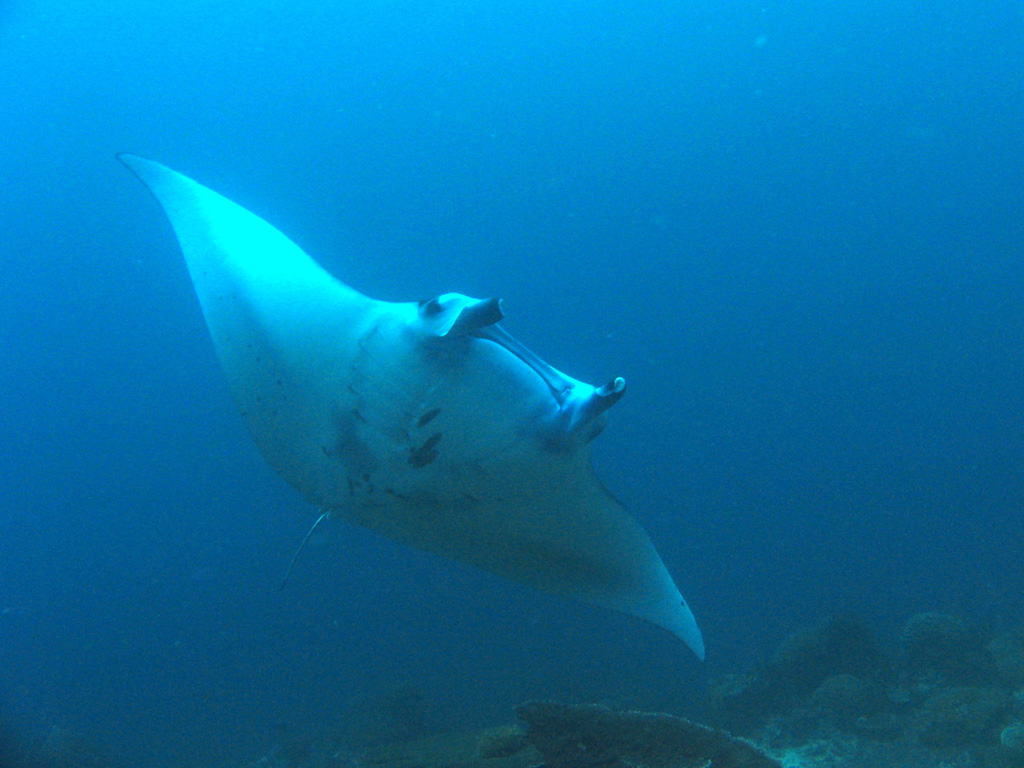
<box><xmin>408</xmin><ymin>432</ymin><xmax>442</xmax><ymax>468</ymax></box>
<box><xmin>417</xmin><ymin>407</ymin><xmax>442</xmax><ymax>428</ymax></box>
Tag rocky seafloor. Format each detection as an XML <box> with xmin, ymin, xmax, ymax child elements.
<box><xmin>8</xmin><ymin>611</ymin><xmax>1024</xmax><ymax>768</ymax></box>
<box><xmin>705</xmin><ymin>611</ymin><xmax>1024</xmax><ymax>768</ymax></box>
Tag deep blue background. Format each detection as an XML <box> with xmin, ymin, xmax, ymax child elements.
<box><xmin>2</xmin><ymin>0</ymin><xmax>1023</xmax><ymax>764</ymax></box>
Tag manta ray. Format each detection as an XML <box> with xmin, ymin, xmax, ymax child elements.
<box><xmin>120</xmin><ymin>155</ymin><xmax>705</xmax><ymax>660</ymax></box>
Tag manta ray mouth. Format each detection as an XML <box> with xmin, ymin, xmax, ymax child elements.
<box><xmin>473</xmin><ymin>323</ymin><xmax>576</xmax><ymax>402</ymax></box>
<box><xmin>427</xmin><ymin>292</ymin><xmax>608</xmax><ymax>411</ymax></box>
<box><xmin>472</xmin><ymin>323</ymin><xmax>626</xmax><ymax>446</ymax></box>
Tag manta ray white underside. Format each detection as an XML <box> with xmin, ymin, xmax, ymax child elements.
<box><xmin>120</xmin><ymin>154</ymin><xmax>705</xmax><ymax>660</ymax></box>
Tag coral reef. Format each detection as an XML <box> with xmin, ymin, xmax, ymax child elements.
<box><xmin>898</xmin><ymin>612</ymin><xmax>990</xmax><ymax>685</ymax></box>
<box><xmin>325</xmin><ymin>612</ymin><xmax>1024</xmax><ymax>768</ymax></box>
<box><xmin>767</xmin><ymin>616</ymin><xmax>885</xmax><ymax>699</ymax></box>
<box><xmin>24</xmin><ymin>610</ymin><xmax>1024</xmax><ymax>768</ymax></box>
<box><xmin>708</xmin><ymin>612</ymin><xmax>1024</xmax><ymax>768</ymax></box>
<box><xmin>356</xmin><ymin>730</ymin><xmax>537</xmax><ymax>768</ymax></box>
<box><xmin>515</xmin><ymin>700</ymin><xmax>780</xmax><ymax>768</ymax></box>
<box><xmin>707</xmin><ymin>615</ymin><xmax>887</xmax><ymax>729</ymax></box>
<box><xmin>474</xmin><ymin>725</ymin><xmax>529</xmax><ymax>759</ymax></box>
<box><xmin>1001</xmin><ymin>722</ymin><xmax>1024</xmax><ymax>751</ymax></box>
<box><xmin>708</xmin><ymin>672</ymin><xmax>778</xmax><ymax>732</ymax></box>
<box><xmin>810</xmin><ymin>674</ymin><xmax>884</xmax><ymax>719</ymax></box>
<box><xmin>915</xmin><ymin>685</ymin><xmax>1009</xmax><ymax>747</ymax></box>
<box><xmin>990</xmin><ymin>631</ymin><xmax>1024</xmax><ymax>689</ymax></box>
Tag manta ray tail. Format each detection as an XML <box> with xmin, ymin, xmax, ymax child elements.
<box><xmin>280</xmin><ymin>510</ymin><xmax>331</xmax><ymax>590</ymax></box>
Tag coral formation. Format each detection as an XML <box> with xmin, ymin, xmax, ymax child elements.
<box><xmin>515</xmin><ymin>700</ymin><xmax>780</xmax><ymax>768</ymax></box>
<box><xmin>990</xmin><ymin>631</ymin><xmax>1024</xmax><ymax>689</ymax></box>
<box><xmin>707</xmin><ymin>672</ymin><xmax>777</xmax><ymax>732</ymax></box>
<box><xmin>810</xmin><ymin>674</ymin><xmax>884</xmax><ymax>718</ymax></box>
<box><xmin>22</xmin><ymin>610</ymin><xmax>1024</xmax><ymax>768</ymax></box>
<box><xmin>767</xmin><ymin>615</ymin><xmax>884</xmax><ymax>698</ymax></box>
<box><xmin>357</xmin><ymin>730</ymin><xmax>538</xmax><ymax>768</ymax></box>
<box><xmin>898</xmin><ymin>612</ymin><xmax>989</xmax><ymax>684</ymax></box>
<box><xmin>707</xmin><ymin>612</ymin><xmax>1024</xmax><ymax>767</ymax></box>
<box><xmin>475</xmin><ymin>725</ymin><xmax>529</xmax><ymax>759</ymax></box>
<box><xmin>707</xmin><ymin>615</ymin><xmax>887</xmax><ymax>728</ymax></box>
<box><xmin>209</xmin><ymin>613</ymin><xmax>1024</xmax><ymax>768</ymax></box>
<box><xmin>1001</xmin><ymin>722</ymin><xmax>1024</xmax><ymax>751</ymax></box>
<box><xmin>915</xmin><ymin>685</ymin><xmax>1009</xmax><ymax>747</ymax></box>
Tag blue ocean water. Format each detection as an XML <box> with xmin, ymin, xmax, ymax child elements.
<box><xmin>1</xmin><ymin>0</ymin><xmax>1022</xmax><ymax>764</ymax></box>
